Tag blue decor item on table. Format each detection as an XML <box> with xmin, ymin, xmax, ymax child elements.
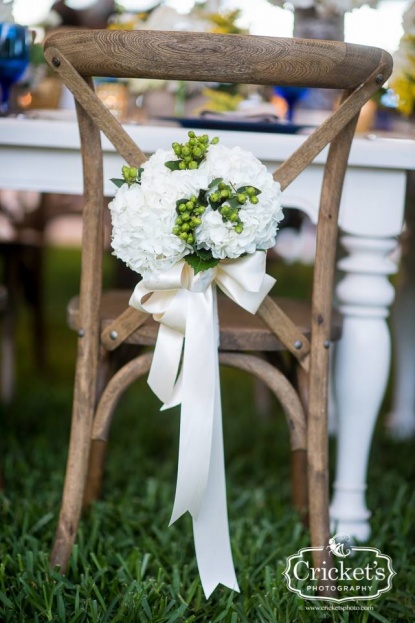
<box><xmin>273</xmin><ymin>86</ymin><xmax>308</xmax><ymax>123</ymax></box>
<box><xmin>0</xmin><ymin>23</ymin><xmax>31</xmax><ymax>115</ymax></box>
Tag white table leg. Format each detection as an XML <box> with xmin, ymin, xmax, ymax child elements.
<box><xmin>387</xmin><ymin>172</ymin><xmax>415</xmax><ymax>438</ymax></box>
<box><xmin>387</xmin><ymin>278</ymin><xmax>415</xmax><ymax>438</ymax></box>
<box><xmin>330</xmin><ymin>235</ymin><xmax>398</xmax><ymax>540</ymax></box>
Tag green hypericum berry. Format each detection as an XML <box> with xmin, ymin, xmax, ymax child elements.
<box><xmin>178</xmin><ymin>203</ymin><xmax>186</xmax><ymax>212</ymax></box>
<box><xmin>181</xmin><ymin>223</ymin><xmax>190</xmax><ymax>232</ymax></box>
<box><xmin>191</xmin><ymin>217</ymin><xmax>202</xmax><ymax>227</ymax></box>
<box><xmin>187</xmin><ymin>234</ymin><xmax>195</xmax><ymax>245</ymax></box>
<box><xmin>182</xmin><ymin>213</ymin><xmax>190</xmax><ymax>222</ymax></box>
<box><xmin>173</xmin><ymin>226</ymin><xmax>180</xmax><ymax>235</ymax></box>
<box><xmin>210</xmin><ymin>192</ymin><xmax>220</xmax><ymax>203</ymax></box>
<box><xmin>211</xmin><ymin>137</ymin><xmax>219</xmax><ymax>144</ymax></box>
<box><xmin>247</xmin><ymin>187</ymin><xmax>256</xmax><ymax>196</ymax></box>
<box><xmin>250</xmin><ymin>195</ymin><xmax>259</xmax><ymax>204</ymax></box>
<box><xmin>218</xmin><ymin>182</ymin><xmax>226</xmax><ymax>190</ymax></box>
<box><xmin>220</xmin><ymin>205</ymin><xmax>231</xmax><ymax>216</ymax></box>
<box><xmin>220</xmin><ymin>189</ymin><xmax>229</xmax><ymax>198</ymax></box>
<box><xmin>185</xmin><ymin>201</ymin><xmax>194</xmax><ymax>209</ymax></box>
<box><xmin>235</xmin><ymin>224</ymin><xmax>244</xmax><ymax>234</ymax></box>
<box><xmin>121</xmin><ymin>165</ymin><xmax>139</xmax><ymax>185</ymax></box>
<box><xmin>229</xmin><ymin>212</ymin><xmax>238</xmax><ymax>222</ymax></box>
<box><xmin>170</xmin><ymin>132</ymin><xmax>220</xmax><ymax>171</ymax></box>
<box><xmin>175</xmin><ymin>217</ymin><xmax>183</xmax><ymax>225</ymax></box>
<box><xmin>237</xmin><ymin>193</ymin><xmax>247</xmax><ymax>204</ymax></box>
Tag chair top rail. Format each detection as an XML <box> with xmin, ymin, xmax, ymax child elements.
<box><xmin>44</xmin><ymin>29</ymin><xmax>392</xmax><ymax>91</ymax></box>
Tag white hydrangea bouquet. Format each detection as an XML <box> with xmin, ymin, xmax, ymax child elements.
<box><xmin>110</xmin><ymin>131</ymin><xmax>283</xmax><ymax>277</ymax></box>
<box><xmin>109</xmin><ymin>132</ymin><xmax>283</xmax><ymax>598</ymax></box>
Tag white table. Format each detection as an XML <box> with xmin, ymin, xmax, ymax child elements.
<box><xmin>1</xmin><ymin>115</ymin><xmax>414</xmax><ymax>540</ymax></box>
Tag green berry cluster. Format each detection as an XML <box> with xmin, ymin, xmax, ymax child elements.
<box><xmin>171</xmin><ymin>131</ymin><xmax>219</xmax><ymax>170</ymax></box>
<box><xmin>121</xmin><ymin>165</ymin><xmax>139</xmax><ymax>186</ymax></box>
<box><xmin>172</xmin><ymin>195</ymin><xmax>206</xmax><ymax>246</ymax></box>
<box><xmin>209</xmin><ymin>182</ymin><xmax>259</xmax><ymax>234</ymax></box>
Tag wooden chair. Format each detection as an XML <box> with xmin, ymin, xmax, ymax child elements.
<box><xmin>43</xmin><ymin>29</ymin><xmax>392</xmax><ymax>585</ymax></box>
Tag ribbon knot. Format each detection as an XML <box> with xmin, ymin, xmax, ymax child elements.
<box><xmin>130</xmin><ymin>251</ymin><xmax>275</xmax><ymax>598</ymax></box>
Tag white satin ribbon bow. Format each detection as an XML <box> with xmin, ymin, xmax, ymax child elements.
<box><xmin>130</xmin><ymin>251</ymin><xmax>275</xmax><ymax>598</ymax></box>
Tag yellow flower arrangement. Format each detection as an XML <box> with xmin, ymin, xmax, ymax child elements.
<box><xmin>391</xmin><ymin>2</ymin><xmax>415</xmax><ymax>116</ymax></box>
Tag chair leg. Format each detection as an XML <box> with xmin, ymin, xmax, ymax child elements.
<box><xmin>51</xmin><ymin>357</ymin><xmax>98</xmax><ymax>572</ymax></box>
<box><xmin>296</xmin><ymin>363</ymin><xmax>309</xmax><ymax>412</ymax></box>
<box><xmin>308</xmin><ymin>414</ymin><xmax>336</xmax><ymax>595</ymax></box>
<box><xmin>82</xmin><ymin>439</ymin><xmax>107</xmax><ymax>509</ymax></box>
<box><xmin>291</xmin><ymin>448</ymin><xmax>308</xmax><ymax>520</ymax></box>
<box><xmin>82</xmin><ymin>349</ymin><xmax>116</xmax><ymax>508</ymax></box>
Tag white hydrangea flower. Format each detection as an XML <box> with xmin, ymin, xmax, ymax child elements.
<box><xmin>109</xmin><ymin>182</ymin><xmax>189</xmax><ymax>279</ymax></box>
<box><xmin>196</xmin><ymin>145</ymin><xmax>283</xmax><ymax>259</ymax></box>
<box><xmin>109</xmin><ymin>140</ymin><xmax>283</xmax><ymax>277</ymax></box>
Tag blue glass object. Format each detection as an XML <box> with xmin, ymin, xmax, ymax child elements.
<box><xmin>273</xmin><ymin>86</ymin><xmax>308</xmax><ymax>123</ymax></box>
<box><xmin>0</xmin><ymin>23</ymin><xmax>31</xmax><ymax>115</ymax></box>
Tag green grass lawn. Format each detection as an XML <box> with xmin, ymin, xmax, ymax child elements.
<box><xmin>0</xmin><ymin>247</ymin><xmax>414</xmax><ymax>622</ymax></box>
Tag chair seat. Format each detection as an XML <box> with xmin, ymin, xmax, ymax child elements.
<box><xmin>67</xmin><ymin>289</ymin><xmax>342</xmax><ymax>352</ymax></box>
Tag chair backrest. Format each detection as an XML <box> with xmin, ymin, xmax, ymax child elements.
<box><xmin>43</xmin><ymin>27</ymin><xmax>392</xmax><ymax>377</ymax></box>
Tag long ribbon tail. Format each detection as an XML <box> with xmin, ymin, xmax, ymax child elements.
<box><xmin>169</xmin><ymin>285</ymin><xmax>238</xmax><ymax>597</ymax></box>
<box><xmin>169</xmin><ymin>287</ymin><xmax>217</xmax><ymax>522</ymax></box>
<box><xmin>193</xmin><ymin>355</ymin><xmax>240</xmax><ymax>598</ymax></box>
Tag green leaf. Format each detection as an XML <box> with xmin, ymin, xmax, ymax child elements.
<box><xmin>237</xmin><ymin>185</ymin><xmax>262</xmax><ymax>196</ymax></box>
<box><xmin>185</xmin><ymin>252</ymin><xmax>220</xmax><ymax>274</ymax></box>
<box><xmin>136</xmin><ymin>167</ymin><xmax>144</xmax><ymax>182</ymax></box>
<box><xmin>176</xmin><ymin>198</ymin><xmax>189</xmax><ymax>209</ymax></box>
<box><xmin>228</xmin><ymin>197</ymin><xmax>240</xmax><ymax>210</ymax></box>
<box><xmin>165</xmin><ymin>160</ymin><xmax>181</xmax><ymax>171</ymax></box>
<box><xmin>208</xmin><ymin>177</ymin><xmax>223</xmax><ymax>189</ymax></box>
<box><xmin>110</xmin><ymin>178</ymin><xmax>125</xmax><ymax>188</ymax></box>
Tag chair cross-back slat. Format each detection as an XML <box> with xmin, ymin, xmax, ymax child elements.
<box><xmin>46</xmin><ymin>45</ymin><xmax>147</xmax><ymax>166</ymax></box>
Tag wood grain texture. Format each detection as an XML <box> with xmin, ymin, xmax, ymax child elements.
<box><xmin>50</xmin><ymin>98</ymin><xmax>105</xmax><ymax>572</ymax></box>
<box><xmin>67</xmin><ymin>290</ymin><xmax>342</xmax><ymax>353</ymax></box>
<box><xmin>101</xmin><ymin>306</ymin><xmax>149</xmax><ymax>350</ymax></box>
<box><xmin>44</xmin><ymin>29</ymin><xmax>392</xmax><ymax>91</ymax></box>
